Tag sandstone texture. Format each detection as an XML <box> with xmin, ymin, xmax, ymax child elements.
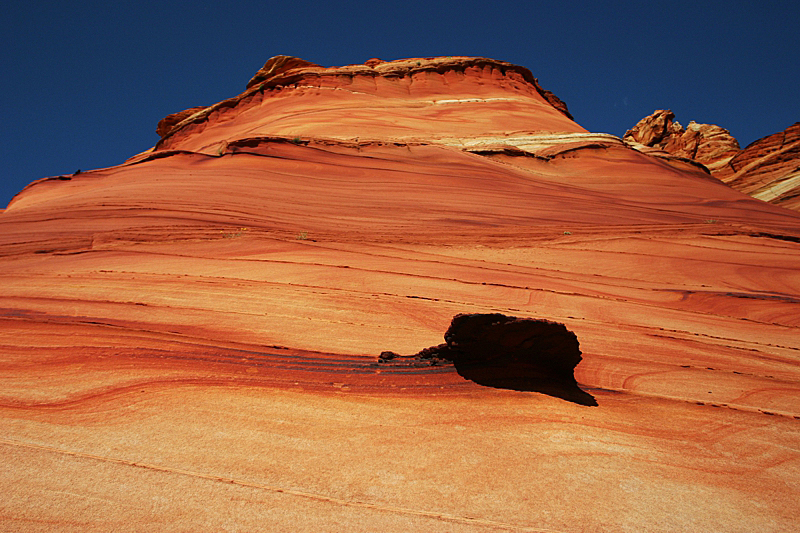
<box><xmin>408</xmin><ymin>313</ymin><xmax>595</xmax><ymax>405</ymax></box>
<box><xmin>155</xmin><ymin>105</ymin><xmax>208</xmax><ymax>138</ymax></box>
<box><xmin>723</xmin><ymin>122</ymin><xmax>800</xmax><ymax>210</ymax></box>
<box><xmin>626</xmin><ymin>110</ymin><xmax>800</xmax><ymax>211</ymax></box>
<box><xmin>623</xmin><ymin>109</ymin><xmax>740</xmax><ymax>174</ymax></box>
<box><xmin>2</xmin><ymin>56</ymin><xmax>800</xmax><ymax>532</ymax></box>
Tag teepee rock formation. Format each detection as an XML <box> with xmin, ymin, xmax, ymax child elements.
<box><xmin>2</xmin><ymin>56</ymin><xmax>799</xmax><ymax>532</ymax></box>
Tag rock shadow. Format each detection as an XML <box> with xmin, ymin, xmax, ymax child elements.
<box><xmin>416</xmin><ymin>313</ymin><xmax>597</xmax><ymax>406</ymax></box>
<box><xmin>453</xmin><ymin>361</ymin><xmax>598</xmax><ymax>406</ymax></box>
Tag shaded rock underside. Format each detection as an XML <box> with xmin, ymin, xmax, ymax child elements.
<box><xmin>380</xmin><ymin>313</ymin><xmax>596</xmax><ymax>405</ymax></box>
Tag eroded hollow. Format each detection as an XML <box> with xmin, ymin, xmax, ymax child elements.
<box><xmin>383</xmin><ymin>313</ymin><xmax>596</xmax><ymax>406</ymax></box>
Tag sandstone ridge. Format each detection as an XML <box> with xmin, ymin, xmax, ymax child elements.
<box><xmin>725</xmin><ymin>121</ymin><xmax>800</xmax><ymax>210</ymax></box>
<box><xmin>623</xmin><ymin>109</ymin><xmax>740</xmax><ymax>174</ymax></box>
<box><xmin>2</xmin><ymin>55</ymin><xmax>800</xmax><ymax>532</ymax></box>
<box><xmin>154</xmin><ymin>55</ymin><xmax>578</xmax><ymax>151</ymax></box>
<box><xmin>626</xmin><ymin>110</ymin><xmax>800</xmax><ymax>211</ymax></box>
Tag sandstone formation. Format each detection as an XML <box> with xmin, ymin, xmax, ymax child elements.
<box><xmin>150</xmin><ymin>55</ymin><xmax>580</xmax><ymax>155</ymax></box>
<box><xmin>723</xmin><ymin>122</ymin><xmax>800</xmax><ymax>210</ymax></box>
<box><xmin>625</xmin><ymin>110</ymin><xmax>800</xmax><ymax>212</ymax></box>
<box><xmin>245</xmin><ymin>54</ymin><xmax>322</xmax><ymax>89</ymax></box>
<box><xmin>2</xmin><ymin>56</ymin><xmax>800</xmax><ymax>532</ymax></box>
<box><xmin>155</xmin><ymin>105</ymin><xmax>208</xmax><ymax>138</ymax></box>
<box><xmin>623</xmin><ymin>109</ymin><xmax>740</xmax><ymax>174</ymax></box>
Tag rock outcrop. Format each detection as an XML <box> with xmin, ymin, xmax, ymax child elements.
<box><xmin>623</xmin><ymin>109</ymin><xmax>740</xmax><ymax>174</ymax></box>
<box><xmin>625</xmin><ymin>110</ymin><xmax>800</xmax><ymax>212</ymax></box>
<box><xmin>156</xmin><ymin>105</ymin><xmax>208</xmax><ymax>137</ymax></box>
<box><xmin>245</xmin><ymin>55</ymin><xmax>322</xmax><ymax>89</ymax></box>
<box><xmin>2</xmin><ymin>56</ymin><xmax>800</xmax><ymax>532</ymax></box>
<box><xmin>722</xmin><ymin>122</ymin><xmax>800</xmax><ymax>210</ymax></box>
<box><xmin>150</xmin><ymin>55</ymin><xmax>580</xmax><ymax>157</ymax></box>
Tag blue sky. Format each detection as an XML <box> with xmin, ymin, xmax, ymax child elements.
<box><xmin>2</xmin><ymin>0</ymin><xmax>798</xmax><ymax>207</ymax></box>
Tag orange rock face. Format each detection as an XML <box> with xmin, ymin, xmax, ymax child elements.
<box><xmin>148</xmin><ymin>56</ymin><xmax>581</xmax><ymax>160</ymax></box>
<box><xmin>723</xmin><ymin>122</ymin><xmax>800</xmax><ymax>210</ymax></box>
<box><xmin>2</xmin><ymin>57</ymin><xmax>800</xmax><ymax>532</ymax></box>
<box><xmin>626</xmin><ymin>110</ymin><xmax>800</xmax><ymax>212</ymax></box>
<box><xmin>623</xmin><ymin>109</ymin><xmax>740</xmax><ymax>174</ymax></box>
<box><xmin>155</xmin><ymin>105</ymin><xmax>209</xmax><ymax>138</ymax></box>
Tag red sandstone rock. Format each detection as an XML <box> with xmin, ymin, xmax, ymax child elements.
<box><xmin>626</xmin><ymin>111</ymin><xmax>800</xmax><ymax>212</ymax></box>
<box><xmin>155</xmin><ymin>105</ymin><xmax>208</xmax><ymax>137</ymax></box>
<box><xmin>721</xmin><ymin>122</ymin><xmax>800</xmax><ymax>210</ymax></box>
<box><xmin>1</xmin><ymin>57</ymin><xmax>799</xmax><ymax>532</ymax></box>
<box><xmin>624</xmin><ymin>109</ymin><xmax>683</xmax><ymax>146</ymax></box>
<box><xmin>245</xmin><ymin>54</ymin><xmax>321</xmax><ymax>88</ymax></box>
<box><xmin>153</xmin><ymin>55</ymin><xmax>580</xmax><ymax>155</ymax></box>
<box><xmin>624</xmin><ymin>109</ymin><xmax>740</xmax><ymax>173</ymax></box>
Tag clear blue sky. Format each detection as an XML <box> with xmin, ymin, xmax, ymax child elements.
<box><xmin>2</xmin><ymin>0</ymin><xmax>798</xmax><ymax>208</ymax></box>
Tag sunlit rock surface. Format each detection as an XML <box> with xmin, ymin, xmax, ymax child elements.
<box><xmin>2</xmin><ymin>56</ymin><xmax>800</xmax><ymax>532</ymax></box>
<box><xmin>722</xmin><ymin>122</ymin><xmax>800</xmax><ymax>211</ymax></box>
<box><xmin>623</xmin><ymin>109</ymin><xmax>741</xmax><ymax>174</ymax></box>
<box><xmin>400</xmin><ymin>313</ymin><xmax>597</xmax><ymax>406</ymax></box>
<box><xmin>626</xmin><ymin>110</ymin><xmax>800</xmax><ymax>212</ymax></box>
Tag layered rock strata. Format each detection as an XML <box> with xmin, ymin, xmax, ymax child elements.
<box><xmin>150</xmin><ymin>55</ymin><xmax>581</xmax><ymax>156</ymax></box>
<box><xmin>2</xmin><ymin>56</ymin><xmax>800</xmax><ymax>532</ymax></box>
<box><xmin>623</xmin><ymin>109</ymin><xmax>740</xmax><ymax>174</ymax></box>
<box><xmin>723</xmin><ymin>122</ymin><xmax>800</xmax><ymax>210</ymax></box>
<box><xmin>625</xmin><ymin>110</ymin><xmax>800</xmax><ymax>211</ymax></box>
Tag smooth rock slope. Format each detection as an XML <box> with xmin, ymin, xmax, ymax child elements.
<box><xmin>2</xmin><ymin>56</ymin><xmax>799</xmax><ymax>532</ymax></box>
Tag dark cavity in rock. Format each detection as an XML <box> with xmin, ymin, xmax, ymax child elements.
<box><xmin>382</xmin><ymin>313</ymin><xmax>596</xmax><ymax>406</ymax></box>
